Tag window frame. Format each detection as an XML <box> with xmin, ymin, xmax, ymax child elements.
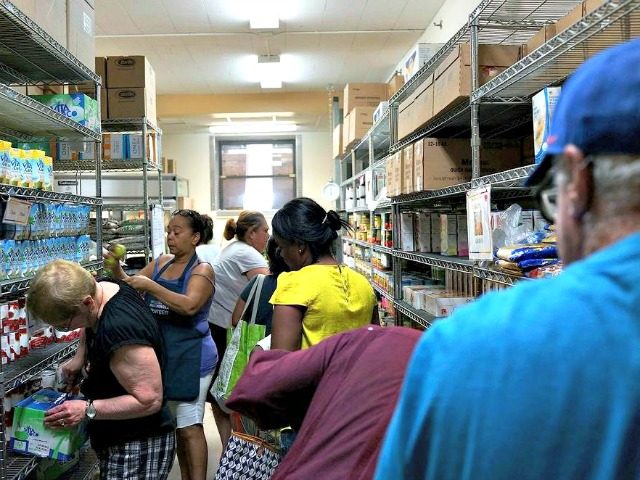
<box><xmin>210</xmin><ymin>135</ymin><xmax>302</xmax><ymax>213</ymax></box>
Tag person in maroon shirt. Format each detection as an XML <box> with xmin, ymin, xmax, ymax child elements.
<box><xmin>226</xmin><ymin>325</ymin><xmax>421</xmax><ymax>480</ymax></box>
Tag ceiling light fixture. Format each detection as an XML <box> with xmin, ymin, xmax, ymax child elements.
<box><xmin>249</xmin><ymin>1</ymin><xmax>280</xmax><ymax>29</ymax></box>
<box><xmin>209</xmin><ymin>122</ymin><xmax>297</xmax><ymax>134</ymax></box>
<box><xmin>257</xmin><ymin>54</ymin><xmax>282</xmax><ymax>89</ymax></box>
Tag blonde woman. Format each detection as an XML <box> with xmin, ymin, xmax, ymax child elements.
<box><xmin>27</xmin><ymin>260</ymin><xmax>175</xmax><ymax>480</ymax></box>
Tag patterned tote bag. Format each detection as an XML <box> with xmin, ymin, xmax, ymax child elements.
<box><xmin>215</xmin><ymin>431</ymin><xmax>282</xmax><ymax>480</ymax></box>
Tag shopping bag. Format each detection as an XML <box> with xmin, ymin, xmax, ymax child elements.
<box><xmin>214</xmin><ymin>431</ymin><xmax>282</xmax><ymax>480</ymax></box>
<box><xmin>211</xmin><ymin>275</ymin><xmax>266</xmax><ymax>413</ymax></box>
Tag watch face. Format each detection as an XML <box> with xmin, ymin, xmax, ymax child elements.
<box><xmin>86</xmin><ymin>402</ymin><xmax>97</xmax><ymax>419</ymax></box>
<box><xmin>322</xmin><ymin>182</ymin><xmax>340</xmax><ymax>201</ymax></box>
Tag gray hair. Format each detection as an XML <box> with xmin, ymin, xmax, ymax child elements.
<box><xmin>555</xmin><ymin>154</ymin><xmax>640</xmax><ymax>216</ymax></box>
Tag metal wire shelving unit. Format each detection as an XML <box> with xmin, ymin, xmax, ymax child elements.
<box><xmin>0</xmin><ymin>1</ymin><xmax>103</xmax><ymax>477</ymax></box>
<box><xmin>99</xmin><ymin>118</ymin><xmax>164</xmax><ymax>263</ymax></box>
<box><xmin>337</xmin><ymin>0</ymin><xmax>636</xmax><ymax>328</ymax></box>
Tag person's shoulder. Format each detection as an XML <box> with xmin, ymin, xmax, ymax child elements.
<box><xmin>423</xmin><ymin>273</ymin><xmax>580</xmax><ymax>354</ymax></box>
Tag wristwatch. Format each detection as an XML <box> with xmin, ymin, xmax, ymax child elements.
<box><xmin>85</xmin><ymin>400</ymin><xmax>97</xmax><ymax>420</ymax></box>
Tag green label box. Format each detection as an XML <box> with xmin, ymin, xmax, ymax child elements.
<box><xmin>10</xmin><ymin>389</ymin><xmax>87</xmax><ymax>461</ymax></box>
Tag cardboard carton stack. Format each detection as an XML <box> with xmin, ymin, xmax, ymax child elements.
<box><xmin>106</xmin><ymin>56</ymin><xmax>157</xmax><ymax>125</ymax></box>
<box><xmin>342</xmin><ymin>83</ymin><xmax>388</xmax><ymax>150</ymax></box>
<box><xmin>10</xmin><ymin>0</ymin><xmax>95</xmax><ymax>71</ymax></box>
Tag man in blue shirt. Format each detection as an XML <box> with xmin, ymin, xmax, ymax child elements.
<box><xmin>375</xmin><ymin>38</ymin><xmax>640</xmax><ymax>480</ymax></box>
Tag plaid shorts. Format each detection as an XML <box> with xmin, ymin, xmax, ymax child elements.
<box><xmin>96</xmin><ymin>431</ymin><xmax>176</xmax><ymax>480</ymax></box>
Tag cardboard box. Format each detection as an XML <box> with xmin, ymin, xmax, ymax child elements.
<box><xmin>392</xmin><ymin>150</ymin><xmax>405</xmax><ymax>196</ymax></box>
<box><xmin>385</xmin><ymin>155</ymin><xmax>395</xmax><ymax>197</ymax></box>
<box><xmin>387</xmin><ymin>73</ymin><xmax>404</xmax><ymax>98</ymax></box>
<box><xmin>342</xmin><ymin>113</ymin><xmax>351</xmax><ymax>150</ymax></box>
<box><xmin>415</xmin><ymin>212</ymin><xmax>431</xmax><ymax>252</ymax></box>
<box><xmin>555</xmin><ymin>3</ymin><xmax>585</xmax><ymax>34</ymax></box>
<box><xmin>412</xmin><ymin>74</ymin><xmax>434</xmax><ymax>130</ymax></box>
<box><xmin>30</xmin><ymin>93</ymin><xmax>99</xmax><ymax>131</ymax></box>
<box><xmin>103</xmin><ymin>134</ymin><xmax>125</xmax><ymax>160</ymax></box>
<box><xmin>373</xmin><ymin>101</ymin><xmax>389</xmax><ymax>124</ymax></box>
<box><xmin>176</xmin><ymin>196</ymin><xmax>193</xmax><ymax>210</ymax></box>
<box><xmin>343</xmin><ymin>83</ymin><xmax>387</xmax><ymax>114</ymax></box>
<box><xmin>480</xmin><ymin>139</ymin><xmax>524</xmax><ymax>174</ymax></box>
<box><xmin>403</xmin><ymin>144</ymin><xmax>414</xmax><ymax>194</ymax></box>
<box><xmin>9</xmin><ymin>0</ymin><xmax>67</xmax><ymax>47</ymax></box>
<box><xmin>107</xmin><ymin>56</ymin><xmax>156</xmax><ymax>89</ymax></box>
<box><xmin>108</xmin><ymin>88</ymin><xmax>157</xmax><ymax>124</ymax></box>
<box><xmin>457</xmin><ymin>214</ymin><xmax>469</xmax><ymax>257</ymax></box>
<box><xmin>347</xmin><ymin>107</ymin><xmax>376</xmax><ymax>145</ymax></box>
<box><xmin>400</xmin><ymin>213</ymin><xmax>415</xmax><ymax>251</ymax></box>
<box><xmin>420</xmin><ymin>138</ymin><xmax>472</xmax><ymax>189</ymax></box>
<box><xmin>163</xmin><ymin>158</ymin><xmax>176</xmax><ymax>174</ymax></box>
<box><xmin>584</xmin><ymin>0</ymin><xmax>605</xmax><ymax>14</ymax></box>
<box><xmin>397</xmin><ymin>93</ymin><xmax>415</xmax><ymax>140</ymax></box>
<box><xmin>525</xmin><ymin>24</ymin><xmax>557</xmax><ymax>55</ymax></box>
<box><xmin>413</xmin><ymin>139</ymin><xmax>424</xmax><ymax>191</ymax></box>
<box><xmin>430</xmin><ymin>213</ymin><xmax>441</xmax><ymax>253</ymax></box>
<box><xmin>532</xmin><ymin>87</ymin><xmax>561</xmax><ymax>163</ymax></box>
<box><xmin>401</xmin><ymin>43</ymin><xmax>442</xmax><ymax>82</ymax></box>
<box><xmin>66</xmin><ymin>0</ymin><xmax>95</xmax><ymax>71</ymax></box>
<box><xmin>10</xmin><ymin>389</ymin><xmax>86</xmax><ymax>461</ymax></box>
<box><xmin>423</xmin><ymin>292</ymin><xmax>473</xmax><ymax>317</ymax></box>
<box><xmin>95</xmin><ymin>57</ymin><xmax>107</xmax><ymax>86</ymax></box>
<box><xmin>433</xmin><ymin>44</ymin><xmax>520</xmax><ymax>117</ymax></box>
<box><xmin>440</xmin><ymin>214</ymin><xmax>458</xmax><ymax>256</ymax></box>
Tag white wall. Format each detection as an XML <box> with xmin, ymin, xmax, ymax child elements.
<box><xmin>418</xmin><ymin>0</ymin><xmax>483</xmax><ymax>43</ymax></box>
<box><xmin>162</xmin><ymin>130</ymin><xmax>333</xmax><ymax>245</ymax></box>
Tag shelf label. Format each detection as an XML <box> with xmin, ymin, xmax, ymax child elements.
<box><xmin>3</xmin><ymin>198</ymin><xmax>32</xmax><ymax>226</ymax></box>
<box><xmin>466</xmin><ymin>186</ymin><xmax>492</xmax><ymax>260</ymax></box>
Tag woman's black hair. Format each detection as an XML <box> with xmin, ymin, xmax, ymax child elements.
<box><xmin>271</xmin><ymin>197</ymin><xmax>350</xmax><ymax>263</ymax></box>
<box><xmin>266</xmin><ymin>237</ymin><xmax>289</xmax><ymax>278</ymax></box>
<box><xmin>171</xmin><ymin>209</ymin><xmax>212</xmax><ymax>246</ymax></box>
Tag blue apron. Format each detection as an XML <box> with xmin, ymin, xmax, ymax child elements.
<box><xmin>146</xmin><ymin>254</ymin><xmax>206</xmax><ymax>401</ymax></box>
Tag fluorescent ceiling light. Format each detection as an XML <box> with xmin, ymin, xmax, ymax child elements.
<box><xmin>249</xmin><ymin>1</ymin><xmax>279</xmax><ymax>29</ymax></box>
<box><xmin>209</xmin><ymin>122</ymin><xmax>297</xmax><ymax>134</ymax></box>
<box><xmin>257</xmin><ymin>54</ymin><xmax>282</xmax><ymax>89</ymax></box>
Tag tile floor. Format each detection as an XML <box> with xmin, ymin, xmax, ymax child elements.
<box><xmin>167</xmin><ymin>406</ymin><xmax>223</xmax><ymax>479</ymax></box>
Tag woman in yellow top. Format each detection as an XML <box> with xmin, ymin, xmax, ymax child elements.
<box><xmin>270</xmin><ymin>197</ymin><xmax>378</xmax><ymax>350</ymax></box>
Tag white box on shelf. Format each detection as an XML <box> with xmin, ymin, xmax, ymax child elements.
<box><xmin>400</xmin><ymin>43</ymin><xmax>443</xmax><ymax>82</ymax></box>
<box><xmin>373</xmin><ymin>101</ymin><xmax>389</xmax><ymax>124</ymax></box>
<box><xmin>400</xmin><ymin>213</ymin><xmax>415</xmax><ymax>251</ymax></box>
<box><xmin>532</xmin><ymin>86</ymin><xmax>561</xmax><ymax>163</ymax></box>
<box><xmin>440</xmin><ymin>214</ymin><xmax>458</xmax><ymax>256</ymax></box>
<box><xmin>415</xmin><ymin>212</ymin><xmax>431</xmax><ymax>252</ymax></box>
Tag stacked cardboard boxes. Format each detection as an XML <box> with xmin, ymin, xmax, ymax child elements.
<box><xmin>342</xmin><ymin>83</ymin><xmax>387</xmax><ymax>149</ymax></box>
<box><xmin>107</xmin><ymin>56</ymin><xmax>157</xmax><ymax>124</ymax></box>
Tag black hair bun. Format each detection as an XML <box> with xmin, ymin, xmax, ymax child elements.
<box><xmin>325</xmin><ymin>210</ymin><xmax>342</xmax><ymax>231</ymax></box>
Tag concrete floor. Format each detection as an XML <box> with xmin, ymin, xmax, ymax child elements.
<box><xmin>168</xmin><ymin>406</ymin><xmax>223</xmax><ymax>480</ymax></box>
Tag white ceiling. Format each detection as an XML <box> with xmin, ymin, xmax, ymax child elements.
<box><xmin>95</xmin><ymin>0</ymin><xmax>448</xmax><ymax>95</ymax></box>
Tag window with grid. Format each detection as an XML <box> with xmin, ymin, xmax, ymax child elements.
<box><xmin>218</xmin><ymin>140</ymin><xmax>296</xmax><ymax>210</ymax></box>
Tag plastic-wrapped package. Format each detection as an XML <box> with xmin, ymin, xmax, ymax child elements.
<box><xmin>496</xmin><ymin>243</ymin><xmax>558</xmax><ymax>262</ymax></box>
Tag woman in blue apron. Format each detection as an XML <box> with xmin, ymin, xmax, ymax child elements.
<box><xmin>108</xmin><ymin>210</ymin><xmax>216</xmax><ymax>480</ymax></box>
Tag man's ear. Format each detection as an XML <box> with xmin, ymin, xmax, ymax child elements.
<box><xmin>563</xmin><ymin>145</ymin><xmax>592</xmax><ymax>220</ymax></box>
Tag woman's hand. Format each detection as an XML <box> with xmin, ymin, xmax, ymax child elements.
<box><xmin>103</xmin><ymin>249</ymin><xmax>126</xmax><ymax>279</ymax></box>
<box><xmin>124</xmin><ymin>275</ymin><xmax>155</xmax><ymax>293</ymax></box>
<box><xmin>58</xmin><ymin>357</ymin><xmax>83</xmax><ymax>392</ymax></box>
<box><xmin>44</xmin><ymin>399</ymin><xmax>87</xmax><ymax>429</ymax></box>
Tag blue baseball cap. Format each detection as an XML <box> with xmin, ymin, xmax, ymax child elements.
<box><xmin>525</xmin><ymin>38</ymin><xmax>640</xmax><ymax>187</ymax></box>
